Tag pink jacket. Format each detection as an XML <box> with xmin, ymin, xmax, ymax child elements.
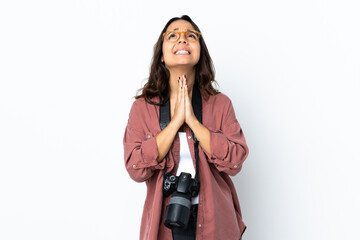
<box><xmin>123</xmin><ymin>92</ymin><xmax>249</xmax><ymax>240</ymax></box>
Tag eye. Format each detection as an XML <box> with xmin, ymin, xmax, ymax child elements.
<box><xmin>187</xmin><ymin>32</ymin><xmax>198</xmax><ymax>40</ymax></box>
<box><xmin>188</xmin><ymin>34</ymin><xmax>196</xmax><ymax>39</ymax></box>
<box><xmin>167</xmin><ymin>32</ymin><xmax>178</xmax><ymax>40</ymax></box>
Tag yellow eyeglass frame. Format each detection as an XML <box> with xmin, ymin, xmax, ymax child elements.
<box><xmin>162</xmin><ymin>29</ymin><xmax>202</xmax><ymax>42</ymax></box>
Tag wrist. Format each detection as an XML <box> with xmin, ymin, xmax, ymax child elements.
<box><xmin>169</xmin><ymin>119</ymin><xmax>183</xmax><ymax>131</ymax></box>
<box><xmin>187</xmin><ymin>117</ymin><xmax>199</xmax><ymax>130</ymax></box>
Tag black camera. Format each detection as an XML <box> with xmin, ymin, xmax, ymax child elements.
<box><xmin>163</xmin><ymin>172</ymin><xmax>200</xmax><ymax>229</ymax></box>
<box><xmin>163</xmin><ymin>174</ymin><xmax>177</xmax><ymax>197</ymax></box>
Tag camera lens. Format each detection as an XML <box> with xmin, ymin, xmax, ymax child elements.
<box><xmin>164</xmin><ymin>192</ymin><xmax>192</xmax><ymax>229</ymax></box>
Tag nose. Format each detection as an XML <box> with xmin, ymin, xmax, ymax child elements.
<box><xmin>178</xmin><ymin>33</ymin><xmax>187</xmax><ymax>44</ymax></box>
<box><xmin>178</xmin><ymin>39</ymin><xmax>187</xmax><ymax>44</ymax></box>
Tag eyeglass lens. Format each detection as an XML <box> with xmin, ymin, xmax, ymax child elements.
<box><xmin>166</xmin><ymin>31</ymin><xmax>199</xmax><ymax>42</ymax></box>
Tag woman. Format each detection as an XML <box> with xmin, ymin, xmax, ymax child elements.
<box><xmin>123</xmin><ymin>15</ymin><xmax>249</xmax><ymax>240</ymax></box>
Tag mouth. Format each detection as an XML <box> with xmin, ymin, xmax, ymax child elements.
<box><xmin>174</xmin><ymin>50</ymin><xmax>191</xmax><ymax>55</ymax></box>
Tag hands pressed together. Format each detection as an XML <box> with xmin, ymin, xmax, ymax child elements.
<box><xmin>155</xmin><ymin>75</ymin><xmax>211</xmax><ymax>162</ymax></box>
<box><xmin>172</xmin><ymin>75</ymin><xmax>197</xmax><ymax>130</ymax></box>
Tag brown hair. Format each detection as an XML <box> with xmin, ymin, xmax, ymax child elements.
<box><xmin>135</xmin><ymin>15</ymin><xmax>219</xmax><ymax>105</ymax></box>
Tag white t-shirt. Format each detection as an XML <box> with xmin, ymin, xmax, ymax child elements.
<box><xmin>175</xmin><ymin>132</ymin><xmax>199</xmax><ymax>204</ymax></box>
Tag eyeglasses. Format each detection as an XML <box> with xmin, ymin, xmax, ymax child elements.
<box><xmin>162</xmin><ymin>29</ymin><xmax>201</xmax><ymax>42</ymax></box>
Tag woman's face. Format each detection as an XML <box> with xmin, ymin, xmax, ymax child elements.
<box><xmin>162</xmin><ymin>20</ymin><xmax>201</xmax><ymax>69</ymax></box>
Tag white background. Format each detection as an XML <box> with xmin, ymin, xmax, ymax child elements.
<box><xmin>1</xmin><ymin>0</ymin><xmax>359</xmax><ymax>239</ymax></box>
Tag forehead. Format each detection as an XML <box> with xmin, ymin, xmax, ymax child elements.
<box><xmin>166</xmin><ymin>20</ymin><xmax>195</xmax><ymax>31</ymax></box>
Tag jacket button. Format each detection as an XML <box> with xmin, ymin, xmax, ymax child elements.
<box><xmin>234</xmin><ymin>165</ymin><xmax>238</xmax><ymax>168</ymax></box>
<box><xmin>198</xmin><ymin>224</ymin><xmax>202</xmax><ymax>228</ymax></box>
<box><xmin>132</xmin><ymin>164</ymin><xmax>136</xmax><ymax>168</ymax></box>
<box><xmin>188</xmin><ymin>136</ymin><xmax>191</xmax><ymax>139</ymax></box>
<box><xmin>147</xmin><ymin>135</ymin><xmax>151</xmax><ymax>139</ymax></box>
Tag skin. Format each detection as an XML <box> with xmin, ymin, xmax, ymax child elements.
<box><xmin>156</xmin><ymin>20</ymin><xmax>212</xmax><ymax>163</ymax></box>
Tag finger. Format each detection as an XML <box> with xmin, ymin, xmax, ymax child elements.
<box><xmin>184</xmin><ymin>85</ymin><xmax>191</xmax><ymax>118</ymax></box>
<box><xmin>181</xmin><ymin>77</ymin><xmax>185</xmax><ymax>96</ymax></box>
<box><xmin>181</xmin><ymin>78</ymin><xmax>185</xmax><ymax>103</ymax></box>
<box><xmin>183</xmin><ymin>76</ymin><xmax>189</xmax><ymax>98</ymax></box>
<box><xmin>180</xmin><ymin>75</ymin><xmax>184</xmax><ymax>88</ymax></box>
<box><xmin>180</xmin><ymin>76</ymin><xmax>185</xmax><ymax>95</ymax></box>
<box><xmin>177</xmin><ymin>77</ymin><xmax>182</xmax><ymax>102</ymax></box>
<box><xmin>184</xmin><ymin>76</ymin><xmax>189</xmax><ymax>99</ymax></box>
<box><xmin>184</xmin><ymin>84</ymin><xmax>189</xmax><ymax>102</ymax></box>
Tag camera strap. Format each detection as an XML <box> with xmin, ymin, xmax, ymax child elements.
<box><xmin>159</xmin><ymin>81</ymin><xmax>202</xmax><ymax>187</ymax></box>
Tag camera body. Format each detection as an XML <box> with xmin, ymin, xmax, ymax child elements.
<box><xmin>163</xmin><ymin>174</ymin><xmax>177</xmax><ymax>197</ymax></box>
<box><xmin>163</xmin><ymin>172</ymin><xmax>200</xmax><ymax>229</ymax></box>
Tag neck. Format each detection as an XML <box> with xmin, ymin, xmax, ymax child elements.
<box><xmin>169</xmin><ymin>67</ymin><xmax>196</xmax><ymax>100</ymax></box>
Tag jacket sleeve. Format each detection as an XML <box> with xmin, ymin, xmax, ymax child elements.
<box><xmin>123</xmin><ymin>100</ymin><xmax>165</xmax><ymax>183</ymax></box>
<box><xmin>203</xmin><ymin>98</ymin><xmax>249</xmax><ymax>176</ymax></box>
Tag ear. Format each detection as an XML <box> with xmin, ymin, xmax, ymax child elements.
<box><xmin>161</xmin><ymin>57</ymin><xmax>164</xmax><ymax>62</ymax></box>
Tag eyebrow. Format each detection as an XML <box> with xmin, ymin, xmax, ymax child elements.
<box><xmin>171</xmin><ymin>28</ymin><xmax>193</xmax><ymax>31</ymax></box>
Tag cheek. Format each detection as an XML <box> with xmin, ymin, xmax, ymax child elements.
<box><xmin>195</xmin><ymin>47</ymin><xmax>201</xmax><ymax>60</ymax></box>
<box><xmin>162</xmin><ymin>45</ymin><xmax>172</xmax><ymax>59</ymax></box>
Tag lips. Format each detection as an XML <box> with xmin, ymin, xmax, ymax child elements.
<box><xmin>175</xmin><ymin>50</ymin><xmax>190</xmax><ymax>55</ymax></box>
<box><xmin>174</xmin><ymin>48</ymin><xmax>191</xmax><ymax>55</ymax></box>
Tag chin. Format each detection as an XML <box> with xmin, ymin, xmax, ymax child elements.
<box><xmin>167</xmin><ymin>61</ymin><xmax>198</xmax><ymax>67</ymax></box>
